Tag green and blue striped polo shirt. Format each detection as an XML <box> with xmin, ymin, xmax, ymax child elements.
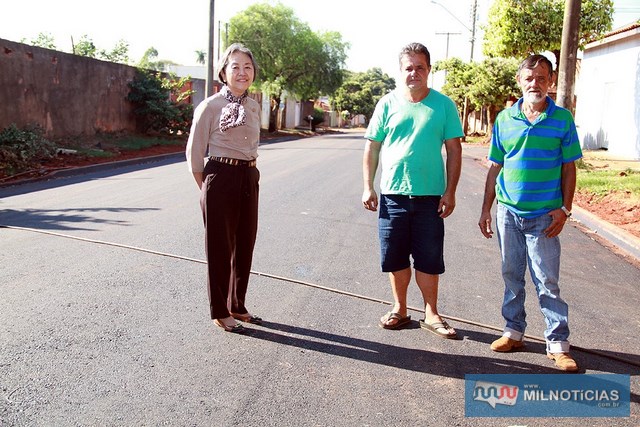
<box><xmin>488</xmin><ymin>96</ymin><xmax>583</xmax><ymax>218</ymax></box>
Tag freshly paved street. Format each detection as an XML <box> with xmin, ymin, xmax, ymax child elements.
<box><xmin>1</xmin><ymin>131</ymin><xmax>638</xmax><ymax>426</ymax></box>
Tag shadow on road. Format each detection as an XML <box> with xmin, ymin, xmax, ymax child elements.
<box><xmin>250</xmin><ymin>321</ymin><xmax>563</xmax><ymax>376</ymax></box>
<box><xmin>0</xmin><ymin>207</ymin><xmax>159</xmax><ymax>231</ymax></box>
<box><xmin>246</xmin><ymin>321</ymin><xmax>640</xmax><ymax>404</ymax></box>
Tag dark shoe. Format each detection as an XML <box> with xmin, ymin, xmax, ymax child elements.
<box><xmin>231</xmin><ymin>312</ymin><xmax>263</xmax><ymax>325</ymax></box>
<box><xmin>379</xmin><ymin>312</ymin><xmax>412</xmax><ymax>330</ymax></box>
<box><xmin>490</xmin><ymin>336</ymin><xmax>524</xmax><ymax>352</ymax></box>
<box><xmin>547</xmin><ymin>352</ymin><xmax>579</xmax><ymax>372</ymax></box>
<box><xmin>214</xmin><ymin>319</ymin><xmax>246</xmax><ymax>334</ymax></box>
<box><xmin>419</xmin><ymin>319</ymin><xmax>457</xmax><ymax>339</ymax></box>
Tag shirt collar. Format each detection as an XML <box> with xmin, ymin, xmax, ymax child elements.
<box><xmin>510</xmin><ymin>96</ymin><xmax>556</xmax><ymax>121</ymax></box>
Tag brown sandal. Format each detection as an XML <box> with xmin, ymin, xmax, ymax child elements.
<box><xmin>379</xmin><ymin>312</ymin><xmax>412</xmax><ymax>330</ymax></box>
<box><xmin>419</xmin><ymin>319</ymin><xmax>457</xmax><ymax>339</ymax></box>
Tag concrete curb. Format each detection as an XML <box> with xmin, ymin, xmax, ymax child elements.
<box><xmin>0</xmin><ymin>134</ymin><xmax>311</xmax><ymax>190</ymax></box>
<box><xmin>571</xmin><ymin>205</ymin><xmax>640</xmax><ymax>263</ymax></box>
<box><xmin>0</xmin><ymin>152</ymin><xmax>185</xmax><ymax>189</ymax></box>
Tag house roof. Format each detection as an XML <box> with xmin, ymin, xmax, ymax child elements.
<box><xmin>585</xmin><ymin>22</ymin><xmax>640</xmax><ymax>50</ymax></box>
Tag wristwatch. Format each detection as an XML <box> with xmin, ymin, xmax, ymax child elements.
<box><xmin>560</xmin><ymin>205</ymin><xmax>572</xmax><ymax>218</ymax></box>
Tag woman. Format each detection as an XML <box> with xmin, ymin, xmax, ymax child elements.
<box><xmin>186</xmin><ymin>43</ymin><xmax>262</xmax><ymax>333</ymax></box>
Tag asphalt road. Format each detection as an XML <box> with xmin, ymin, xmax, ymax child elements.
<box><xmin>1</xmin><ymin>131</ymin><xmax>638</xmax><ymax>426</ymax></box>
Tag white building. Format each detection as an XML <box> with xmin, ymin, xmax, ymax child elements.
<box><xmin>575</xmin><ymin>23</ymin><xmax>640</xmax><ymax>160</ymax></box>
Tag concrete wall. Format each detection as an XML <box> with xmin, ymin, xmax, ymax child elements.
<box><xmin>575</xmin><ymin>26</ymin><xmax>640</xmax><ymax>160</ymax></box>
<box><xmin>0</xmin><ymin>38</ymin><xmax>138</xmax><ymax>138</ymax></box>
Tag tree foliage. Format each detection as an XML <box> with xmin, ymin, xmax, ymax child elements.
<box><xmin>0</xmin><ymin>124</ymin><xmax>57</xmax><ymax>176</ymax></box>
<box><xmin>437</xmin><ymin>57</ymin><xmax>520</xmax><ymax>138</ymax></box>
<box><xmin>137</xmin><ymin>47</ymin><xmax>178</xmax><ymax>71</ymax></box>
<box><xmin>195</xmin><ymin>50</ymin><xmax>206</xmax><ymax>65</ymax></box>
<box><xmin>483</xmin><ymin>0</ymin><xmax>614</xmax><ymax>66</ymax></box>
<box><xmin>21</xmin><ymin>33</ymin><xmax>56</xmax><ymax>49</ymax></box>
<box><xmin>433</xmin><ymin>58</ymin><xmax>473</xmax><ymax>113</ymax></box>
<box><xmin>466</xmin><ymin>58</ymin><xmax>520</xmax><ymax>114</ymax></box>
<box><xmin>100</xmin><ymin>39</ymin><xmax>130</xmax><ymax>64</ymax></box>
<box><xmin>127</xmin><ymin>71</ymin><xmax>194</xmax><ymax>135</ymax></box>
<box><xmin>227</xmin><ymin>2</ymin><xmax>349</xmax><ymax>132</ymax></box>
<box><xmin>330</xmin><ymin>68</ymin><xmax>395</xmax><ymax>124</ymax></box>
<box><xmin>73</xmin><ymin>35</ymin><xmax>97</xmax><ymax>58</ymax></box>
<box><xmin>73</xmin><ymin>35</ymin><xmax>130</xmax><ymax>64</ymax></box>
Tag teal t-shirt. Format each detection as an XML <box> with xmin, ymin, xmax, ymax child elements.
<box><xmin>488</xmin><ymin>96</ymin><xmax>583</xmax><ymax>218</ymax></box>
<box><xmin>364</xmin><ymin>89</ymin><xmax>463</xmax><ymax>195</ymax></box>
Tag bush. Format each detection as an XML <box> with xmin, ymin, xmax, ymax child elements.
<box><xmin>127</xmin><ymin>70</ymin><xmax>194</xmax><ymax>135</ymax></box>
<box><xmin>303</xmin><ymin>107</ymin><xmax>326</xmax><ymax>131</ymax></box>
<box><xmin>0</xmin><ymin>124</ymin><xmax>57</xmax><ymax>176</ymax></box>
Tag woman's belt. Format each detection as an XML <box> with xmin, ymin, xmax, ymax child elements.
<box><xmin>209</xmin><ymin>156</ymin><xmax>256</xmax><ymax>167</ymax></box>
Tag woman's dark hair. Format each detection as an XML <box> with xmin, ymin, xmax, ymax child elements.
<box><xmin>217</xmin><ymin>43</ymin><xmax>259</xmax><ymax>84</ymax></box>
<box><xmin>399</xmin><ymin>42</ymin><xmax>431</xmax><ymax>68</ymax></box>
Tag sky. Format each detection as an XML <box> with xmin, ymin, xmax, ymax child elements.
<box><xmin>2</xmin><ymin>0</ymin><xmax>639</xmax><ymax>81</ymax></box>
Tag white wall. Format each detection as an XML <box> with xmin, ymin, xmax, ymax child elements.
<box><xmin>575</xmin><ymin>27</ymin><xmax>640</xmax><ymax>160</ymax></box>
<box><xmin>285</xmin><ymin>98</ymin><xmax>299</xmax><ymax>128</ymax></box>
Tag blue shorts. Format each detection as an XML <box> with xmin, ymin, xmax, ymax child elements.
<box><xmin>378</xmin><ymin>194</ymin><xmax>445</xmax><ymax>274</ymax></box>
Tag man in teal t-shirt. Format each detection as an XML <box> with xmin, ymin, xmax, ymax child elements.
<box><xmin>479</xmin><ymin>54</ymin><xmax>582</xmax><ymax>372</ymax></box>
<box><xmin>363</xmin><ymin>42</ymin><xmax>463</xmax><ymax>338</ymax></box>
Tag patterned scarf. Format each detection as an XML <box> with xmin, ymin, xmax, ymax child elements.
<box><xmin>219</xmin><ymin>86</ymin><xmax>248</xmax><ymax>132</ymax></box>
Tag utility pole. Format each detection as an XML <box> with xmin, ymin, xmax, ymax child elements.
<box><xmin>556</xmin><ymin>0</ymin><xmax>581</xmax><ymax>112</ymax></box>
<box><xmin>431</xmin><ymin>0</ymin><xmax>478</xmax><ymax>140</ymax></box>
<box><xmin>435</xmin><ymin>32</ymin><xmax>461</xmax><ymax>59</ymax></box>
<box><xmin>217</xmin><ymin>20</ymin><xmax>221</xmax><ymax>62</ymax></box>
<box><xmin>206</xmin><ymin>0</ymin><xmax>215</xmax><ymax>97</ymax></box>
<box><xmin>462</xmin><ymin>0</ymin><xmax>478</xmax><ymax>140</ymax></box>
<box><xmin>469</xmin><ymin>0</ymin><xmax>477</xmax><ymax>62</ymax></box>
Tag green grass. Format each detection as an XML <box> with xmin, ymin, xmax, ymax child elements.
<box><xmin>76</xmin><ymin>148</ymin><xmax>115</xmax><ymax>158</ymax></box>
<box><xmin>114</xmin><ymin>136</ymin><xmax>184</xmax><ymax>151</ymax></box>
<box><xmin>463</xmin><ymin>135</ymin><xmax>488</xmax><ymax>144</ymax></box>
<box><xmin>577</xmin><ymin>168</ymin><xmax>640</xmax><ymax>202</ymax></box>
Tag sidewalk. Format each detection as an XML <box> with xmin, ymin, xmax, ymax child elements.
<box><xmin>463</xmin><ymin>143</ymin><xmax>640</xmax><ymax>264</ymax></box>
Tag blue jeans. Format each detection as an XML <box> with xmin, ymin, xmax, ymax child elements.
<box><xmin>496</xmin><ymin>204</ymin><xmax>570</xmax><ymax>353</ymax></box>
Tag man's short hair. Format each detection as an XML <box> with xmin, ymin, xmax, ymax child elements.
<box><xmin>399</xmin><ymin>42</ymin><xmax>431</xmax><ymax>68</ymax></box>
<box><xmin>518</xmin><ymin>54</ymin><xmax>553</xmax><ymax>77</ymax></box>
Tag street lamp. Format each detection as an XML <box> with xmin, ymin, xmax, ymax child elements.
<box><xmin>431</xmin><ymin>0</ymin><xmax>477</xmax><ymax>62</ymax></box>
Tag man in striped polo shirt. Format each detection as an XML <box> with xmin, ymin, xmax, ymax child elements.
<box><xmin>478</xmin><ymin>54</ymin><xmax>582</xmax><ymax>372</ymax></box>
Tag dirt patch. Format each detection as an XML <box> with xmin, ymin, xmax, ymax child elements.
<box><xmin>574</xmin><ymin>191</ymin><xmax>640</xmax><ymax>239</ymax></box>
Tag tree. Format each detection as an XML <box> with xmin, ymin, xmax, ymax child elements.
<box><xmin>21</xmin><ymin>33</ymin><xmax>56</xmax><ymax>49</ymax></box>
<box><xmin>195</xmin><ymin>50</ymin><xmax>206</xmax><ymax>65</ymax></box>
<box><xmin>73</xmin><ymin>35</ymin><xmax>130</xmax><ymax>65</ymax></box>
<box><xmin>433</xmin><ymin>58</ymin><xmax>473</xmax><ymax>113</ymax></box>
<box><xmin>330</xmin><ymin>68</ymin><xmax>395</xmax><ymax>125</ymax></box>
<box><xmin>73</xmin><ymin>35</ymin><xmax>97</xmax><ymax>58</ymax></box>
<box><xmin>467</xmin><ymin>58</ymin><xmax>520</xmax><ymax>139</ymax></box>
<box><xmin>434</xmin><ymin>58</ymin><xmax>475</xmax><ymax>136</ymax></box>
<box><xmin>137</xmin><ymin>47</ymin><xmax>178</xmax><ymax>71</ymax></box>
<box><xmin>100</xmin><ymin>39</ymin><xmax>130</xmax><ymax>64</ymax></box>
<box><xmin>227</xmin><ymin>3</ymin><xmax>349</xmax><ymax>132</ymax></box>
<box><xmin>483</xmin><ymin>0</ymin><xmax>614</xmax><ymax>67</ymax></box>
<box><xmin>436</xmin><ymin>57</ymin><xmax>519</xmax><ymax>139</ymax></box>
<box><xmin>127</xmin><ymin>71</ymin><xmax>194</xmax><ymax>135</ymax></box>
